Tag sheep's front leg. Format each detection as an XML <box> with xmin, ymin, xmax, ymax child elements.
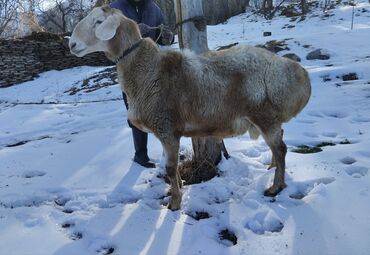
<box><xmin>161</xmin><ymin>137</ymin><xmax>182</xmax><ymax>210</ymax></box>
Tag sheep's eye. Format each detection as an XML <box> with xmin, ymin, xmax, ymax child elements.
<box><xmin>93</xmin><ymin>20</ymin><xmax>103</xmax><ymax>28</ymax></box>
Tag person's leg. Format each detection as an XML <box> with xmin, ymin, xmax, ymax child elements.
<box><xmin>132</xmin><ymin>126</ymin><xmax>155</xmax><ymax>168</ymax></box>
<box><xmin>122</xmin><ymin>91</ymin><xmax>155</xmax><ymax>168</ymax></box>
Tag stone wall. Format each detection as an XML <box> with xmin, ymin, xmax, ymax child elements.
<box><xmin>0</xmin><ymin>33</ymin><xmax>112</xmax><ymax>88</ymax></box>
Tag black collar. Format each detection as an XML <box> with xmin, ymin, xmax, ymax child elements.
<box><xmin>114</xmin><ymin>39</ymin><xmax>143</xmax><ymax>64</ymax></box>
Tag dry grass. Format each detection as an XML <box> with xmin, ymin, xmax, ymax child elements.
<box><xmin>178</xmin><ymin>158</ymin><xmax>219</xmax><ymax>185</ymax></box>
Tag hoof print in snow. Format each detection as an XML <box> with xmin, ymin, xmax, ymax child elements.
<box><xmin>342</xmin><ymin>73</ymin><xmax>358</xmax><ymax>81</ymax></box>
<box><xmin>292</xmin><ymin>145</ymin><xmax>322</xmax><ymax>154</ymax></box>
<box><xmin>97</xmin><ymin>247</ymin><xmax>115</xmax><ymax>255</ymax></box>
<box><xmin>22</xmin><ymin>170</ymin><xmax>46</xmax><ymax>178</ymax></box>
<box><xmin>289</xmin><ymin>191</ymin><xmax>306</xmax><ymax>200</ymax></box>
<box><xmin>219</xmin><ymin>229</ymin><xmax>237</xmax><ymax>246</ymax></box>
<box><xmin>289</xmin><ymin>177</ymin><xmax>335</xmax><ymax>200</ymax></box>
<box><xmin>345</xmin><ymin>166</ymin><xmax>368</xmax><ymax>178</ymax></box>
<box><xmin>61</xmin><ymin>222</ymin><xmax>75</xmax><ymax>228</ymax></box>
<box><xmin>62</xmin><ymin>208</ymin><xmax>74</xmax><ymax>214</ymax></box>
<box><xmin>70</xmin><ymin>232</ymin><xmax>83</xmax><ymax>240</ymax></box>
<box><xmin>306</xmin><ymin>49</ymin><xmax>330</xmax><ymax>60</ymax></box>
<box><xmin>246</xmin><ymin>212</ymin><xmax>284</xmax><ymax>235</ymax></box>
<box><xmin>340</xmin><ymin>156</ymin><xmax>356</xmax><ymax>165</ymax></box>
<box><xmin>187</xmin><ymin>211</ymin><xmax>211</xmax><ymax>221</ymax></box>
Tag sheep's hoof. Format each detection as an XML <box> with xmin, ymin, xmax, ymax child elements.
<box><xmin>267</xmin><ymin>163</ymin><xmax>276</xmax><ymax>170</ymax></box>
<box><xmin>267</xmin><ymin>158</ymin><xmax>276</xmax><ymax>170</ymax></box>
<box><xmin>264</xmin><ymin>184</ymin><xmax>287</xmax><ymax>197</ymax></box>
<box><xmin>168</xmin><ymin>200</ymin><xmax>181</xmax><ymax>211</ymax></box>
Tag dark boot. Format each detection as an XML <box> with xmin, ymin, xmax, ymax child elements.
<box><xmin>132</xmin><ymin>127</ymin><xmax>156</xmax><ymax>168</ymax></box>
<box><xmin>123</xmin><ymin>91</ymin><xmax>155</xmax><ymax>168</ymax></box>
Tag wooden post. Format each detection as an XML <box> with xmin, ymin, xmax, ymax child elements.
<box><xmin>174</xmin><ymin>0</ymin><xmax>208</xmax><ymax>54</ymax></box>
<box><xmin>174</xmin><ymin>0</ymin><xmax>225</xmax><ymax>179</ymax></box>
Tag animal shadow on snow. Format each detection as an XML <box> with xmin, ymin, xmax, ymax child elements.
<box><xmin>53</xmin><ymin>162</ymin><xmax>176</xmax><ymax>255</ymax></box>
<box><xmin>52</xmin><ymin>154</ymin><xmax>337</xmax><ymax>254</ymax></box>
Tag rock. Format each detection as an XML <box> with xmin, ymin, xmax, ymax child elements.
<box><xmin>257</xmin><ymin>40</ymin><xmax>289</xmax><ymax>53</ymax></box>
<box><xmin>306</xmin><ymin>49</ymin><xmax>330</xmax><ymax>60</ymax></box>
<box><xmin>283</xmin><ymin>53</ymin><xmax>301</xmax><ymax>62</ymax></box>
<box><xmin>280</xmin><ymin>5</ymin><xmax>301</xmax><ymax>17</ymax></box>
<box><xmin>263</xmin><ymin>32</ymin><xmax>272</xmax><ymax>37</ymax></box>
<box><xmin>342</xmin><ymin>73</ymin><xmax>358</xmax><ymax>81</ymax></box>
<box><xmin>217</xmin><ymin>42</ymin><xmax>239</xmax><ymax>51</ymax></box>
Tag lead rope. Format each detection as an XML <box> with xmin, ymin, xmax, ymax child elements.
<box><xmin>139</xmin><ymin>24</ymin><xmax>164</xmax><ymax>44</ymax></box>
<box><xmin>140</xmin><ymin>16</ymin><xmax>205</xmax><ymax>45</ymax></box>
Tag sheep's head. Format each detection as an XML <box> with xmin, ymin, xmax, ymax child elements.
<box><xmin>69</xmin><ymin>6</ymin><xmax>139</xmax><ymax>57</ymax></box>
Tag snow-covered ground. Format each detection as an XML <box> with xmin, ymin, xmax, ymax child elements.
<box><xmin>1</xmin><ymin>1</ymin><xmax>370</xmax><ymax>254</ymax></box>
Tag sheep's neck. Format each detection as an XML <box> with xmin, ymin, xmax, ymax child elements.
<box><xmin>116</xmin><ymin>39</ymin><xmax>159</xmax><ymax>99</ymax></box>
<box><xmin>114</xmin><ymin>39</ymin><xmax>144</xmax><ymax>64</ymax></box>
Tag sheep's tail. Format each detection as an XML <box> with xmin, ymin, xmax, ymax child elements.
<box><xmin>248</xmin><ymin>124</ymin><xmax>260</xmax><ymax>140</ymax></box>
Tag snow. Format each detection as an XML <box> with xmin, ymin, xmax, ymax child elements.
<box><xmin>1</xmin><ymin>1</ymin><xmax>370</xmax><ymax>254</ymax></box>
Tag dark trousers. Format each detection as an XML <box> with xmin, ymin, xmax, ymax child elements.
<box><xmin>122</xmin><ymin>92</ymin><xmax>150</xmax><ymax>162</ymax></box>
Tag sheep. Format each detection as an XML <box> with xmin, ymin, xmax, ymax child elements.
<box><xmin>69</xmin><ymin>6</ymin><xmax>311</xmax><ymax>211</ymax></box>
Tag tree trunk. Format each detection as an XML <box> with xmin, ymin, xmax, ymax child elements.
<box><xmin>261</xmin><ymin>0</ymin><xmax>273</xmax><ymax>19</ymax></box>
<box><xmin>174</xmin><ymin>0</ymin><xmax>208</xmax><ymax>54</ymax></box>
<box><xmin>301</xmin><ymin>0</ymin><xmax>308</xmax><ymax>15</ymax></box>
<box><xmin>174</xmin><ymin>0</ymin><xmax>225</xmax><ymax>178</ymax></box>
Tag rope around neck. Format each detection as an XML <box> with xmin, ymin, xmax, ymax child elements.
<box><xmin>114</xmin><ymin>39</ymin><xmax>144</xmax><ymax>64</ymax></box>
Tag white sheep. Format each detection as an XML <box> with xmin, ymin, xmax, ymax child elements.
<box><xmin>69</xmin><ymin>6</ymin><xmax>311</xmax><ymax>210</ymax></box>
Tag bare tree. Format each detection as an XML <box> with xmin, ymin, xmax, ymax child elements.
<box><xmin>262</xmin><ymin>0</ymin><xmax>273</xmax><ymax>17</ymax></box>
<box><xmin>175</xmin><ymin>0</ymin><xmax>227</xmax><ymax>184</ymax></box>
<box><xmin>301</xmin><ymin>0</ymin><xmax>308</xmax><ymax>15</ymax></box>
<box><xmin>38</xmin><ymin>0</ymin><xmax>94</xmax><ymax>33</ymax></box>
<box><xmin>18</xmin><ymin>0</ymin><xmax>44</xmax><ymax>33</ymax></box>
<box><xmin>0</xmin><ymin>0</ymin><xmax>19</xmax><ymax>37</ymax></box>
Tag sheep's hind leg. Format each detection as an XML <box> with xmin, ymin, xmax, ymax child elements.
<box><xmin>161</xmin><ymin>137</ymin><xmax>182</xmax><ymax>210</ymax></box>
<box><xmin>268</xmin><ymin>156</ymin><xmax>276</xmax><ymax>170</ymax></box>
<box><xmin>262</xmin><ymin>125</ymin><xmax>287</xmax><ymax>196</ymax></box>
<box><xmin>267</xmin><ymin>129</ymin><xmax>284</xmax><ymax>170</ymax></box>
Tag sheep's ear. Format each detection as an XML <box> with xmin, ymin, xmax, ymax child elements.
<box><xmin>95</xmin><ymin>15</ymin><xmax>120</xmax><ymax>41</ymax></box>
